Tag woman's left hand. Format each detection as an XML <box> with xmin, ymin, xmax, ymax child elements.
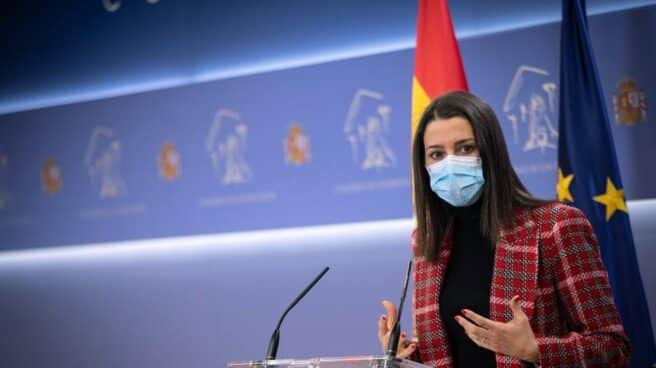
<box><xmin>454</xmin><ymin>295</ymin><xmax>539</xmax><ymax>363</ymax></box>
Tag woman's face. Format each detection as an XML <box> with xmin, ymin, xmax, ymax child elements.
<box><xmin>423</xmin><ymin>116</ymin><xmax>479</xmax><ymax>166</ymax></box>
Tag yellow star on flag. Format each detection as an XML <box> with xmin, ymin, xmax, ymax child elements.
<box><xmin>593</xmin><ymin>177</ymin><xmax>628</xmax><ymax>221</ymax></box>
<box><xmin>556</xmin><ymin>168</ymin><xmax>574</xmax><ymax>202</ymax></box>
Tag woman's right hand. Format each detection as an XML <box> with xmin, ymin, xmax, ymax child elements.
<box><xmin>378</xmin><ymin>300</ymin><xmax>417</xmax><ymax>358</ymax></box>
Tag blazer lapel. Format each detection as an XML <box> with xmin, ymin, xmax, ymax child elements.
<box><xmin>490</xmin><ymin>209</ymin><xmax>539</xmax><ymax>366</ymax></box>
<box><xmin>490</xmin><ymin>208</ymin><xmax>539</xmax><ymax>321</ymax></box>
<box><xmin>415</xmin><ymin>230</ymin><xmax>454</xmax><ymax>368</ymax></box>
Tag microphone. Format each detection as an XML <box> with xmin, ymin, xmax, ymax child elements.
<box><xmin>385</xmin><ymin>260</ymin><xmax>413</xmax><ymax>358</ymax></box>
<box><xmin>266</xmin><ymin>267</ymin><xmax>330</xmax><ymax>361</ymax></box>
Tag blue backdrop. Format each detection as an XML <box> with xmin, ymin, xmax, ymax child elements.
<box><xmin>1</xmin><ymin>5</ymin><xmax>655</xmax><ymax>250</ymax></box>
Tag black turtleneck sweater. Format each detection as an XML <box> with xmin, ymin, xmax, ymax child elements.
<box><xmin>439</xmin><ymin>202</ymin><xmax>496</xmax><ymax>367</ymax></box>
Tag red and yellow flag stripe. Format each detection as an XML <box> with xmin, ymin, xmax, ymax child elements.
<box><xmin>412</xmin><ymin>0</ymin><xmax>468</xmax><ymax>136</ymax></box>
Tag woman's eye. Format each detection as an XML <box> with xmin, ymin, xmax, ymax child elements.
<box><xmin>428</xmin><ymin>151</ymin><xmax>443</xmax><ymax>160</ymax></box>
<box><xmin>459</xmin><ymin>145</ymin><xmax>476</xmax><ymax>154</ymax></box>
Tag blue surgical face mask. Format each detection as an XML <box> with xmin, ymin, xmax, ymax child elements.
<box><xmin>426</xmin><ymin>155</ymin><xmax>485</xmax><ymax>207</ymax></box>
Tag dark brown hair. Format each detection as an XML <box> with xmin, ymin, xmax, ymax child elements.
<box><xmin>412</xmin><ymin>91</ymin><xmax>551</xmax><ymax>261</ymax></box>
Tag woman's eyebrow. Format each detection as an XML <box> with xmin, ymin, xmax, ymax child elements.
<box><xmin>425</xmin><ymin>144</ymin><xmax>444</xmax><ymax>150</ymax></box>
<box><xmin>454</xmin><ymin>138</ymin><xmax>475</xmax><ymax>146</ymax></box>
<box><xmin>426</xmin><ymin>139</ymin><xmax>474</xmax><ymax>150</ymax></box>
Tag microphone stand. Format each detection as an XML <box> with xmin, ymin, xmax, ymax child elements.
<box><xmin>266</xmin><ymin>267</ymin><xmax>330</xmax><ymax>361</ymax></box>
<box><xmin>383</xmin><ymin>260</ymin><xmax>413</xmax><ymax>368</ymax></box>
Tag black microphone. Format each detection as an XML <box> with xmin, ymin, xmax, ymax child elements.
<box><xmin>385</xmin><ymin>260</ymin><xmax>413</xmax><ymax>358</ymax></box>
<box><xmin>266</xmin><ymin>267</ymin><xmax>330</xmax><ymax>361</ymax></box>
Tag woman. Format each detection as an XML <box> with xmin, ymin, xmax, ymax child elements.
<box><xmin>377</xmin><ymin>91</ymin><xmax>630</xmax><ymax>367</ymax></box>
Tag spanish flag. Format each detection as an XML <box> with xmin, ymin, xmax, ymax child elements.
<box><xmin>412</xmin><ymin>0</ymin><xmax>468</xmax><ymax>136</ymax></box>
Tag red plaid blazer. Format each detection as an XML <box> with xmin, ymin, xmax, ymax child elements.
<box><xmin>412</xmin><ymin>202</ymin><xmax>630</xmax><ymax>367</ymax></box>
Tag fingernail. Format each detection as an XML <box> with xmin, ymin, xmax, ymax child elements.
<box><xmin>382</xmin><ymin>316</ymin><xmax>387</xmax><ymax>320</ymax></box>
<box><xmin>461</xmin><ymin>309</ymin><xmax>467</xmax><ymax>315</ymax></box>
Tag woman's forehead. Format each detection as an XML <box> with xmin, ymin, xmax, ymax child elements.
<box><xmin>424</xmin><ymin>117</ymin><xmax>474</xmax><ymax>146</ymax></box>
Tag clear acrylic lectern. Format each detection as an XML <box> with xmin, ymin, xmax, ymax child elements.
<box><xmin>229</xmin><ymin>355</ymin><xmax>431</xmax><ymax>368</ymax></box>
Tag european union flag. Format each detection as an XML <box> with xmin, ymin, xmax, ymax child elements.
<box><xmin>558</xmin><ymin>0</ymin><xmax>656</xmax><ymax>366</ymax></box>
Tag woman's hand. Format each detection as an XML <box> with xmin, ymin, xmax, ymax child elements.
<box><xmin>378</xmin><ymin>300</ymin><xmax>417</xmax><ymax>358</ymax></box>
<box><xmin>454</xmin><ymin>295</ymin><xmax>539</xmax><ymax>363</ymax></box>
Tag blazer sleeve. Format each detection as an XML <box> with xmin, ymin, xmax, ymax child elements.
<box><xmin>535</xmin><ymin>205</ymin><xmax>631</xmax><ymax>367</ymax></box>
<box><xmin>409</xmin><ymin>229</ymin><xmax>423</xmax><ymax>363</ymax></box>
